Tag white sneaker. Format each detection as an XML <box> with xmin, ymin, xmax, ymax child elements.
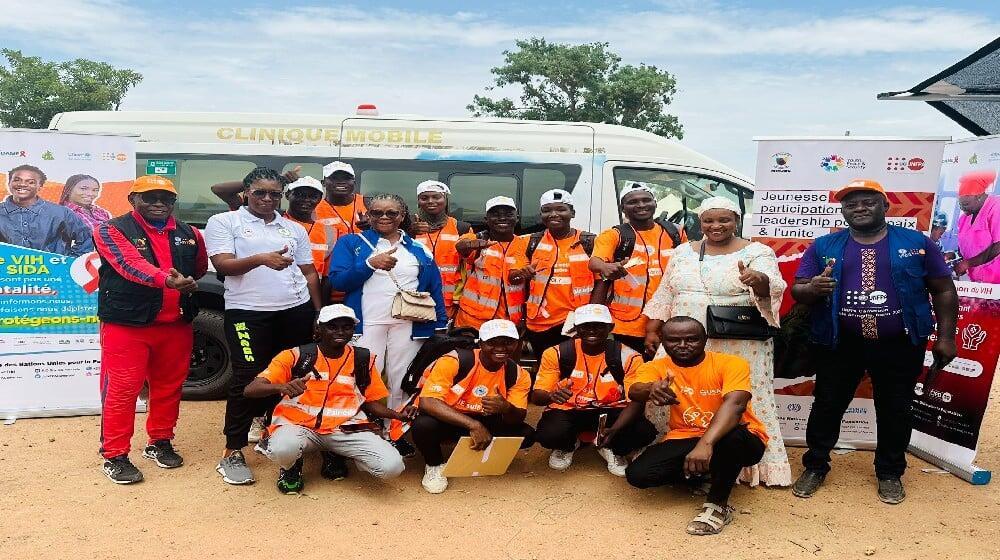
<box><xmin>422</xmin><ymin>465</ymin><xmax>448</xmax><ymax>494</ymax></box>
<box><xmin>247</xmin><ymin>417</ymin><xmax>266</xmax><ymax>444</ymax></box>
<box><xmin>548</xmin><ymin>449</ymin><xmax>575</xmax><ymax>471</ymax></box>
<box><xmin>597</xmin><ymin>447</ymin><xmax>628</xmax><ymax>477</ymax></box>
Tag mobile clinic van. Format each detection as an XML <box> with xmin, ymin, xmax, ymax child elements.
<box><xmin>49</xmin><ymin>109</ymin><xmax>754</xmax><ymax>399</ymax></box>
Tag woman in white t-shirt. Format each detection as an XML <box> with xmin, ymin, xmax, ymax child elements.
<box><xmin>329</xmin><ymin>193</ymin><xmax>448</xmax><ymax>457</ymax></box>
<box><xmin>204</xmin><ymin>166</ymin><xmax>322</xmax><ymax>485</ymax></box>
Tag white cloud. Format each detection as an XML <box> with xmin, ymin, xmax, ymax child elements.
<box><xmin>0</xmin><ymin>1</ymin><xmax>991</xmax><ymax>175</ymax></box>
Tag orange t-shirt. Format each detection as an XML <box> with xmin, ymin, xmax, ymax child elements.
<box><xmin>625</xmin><ymin>351</ymin><xmax>768</xmax><ymax>444</ymax></box>
<box><xmin>518</xmin><ymin>234</ymin><xmax>597</xmax><ymax>331</ymax></box>
<box><xmin>283</xmin><ymin>214</ymin><xmax>334</xmax><ymax>276</ymax></box>
<box><xmin>315</xmin><ymin>194</ymin><xmax>366</xmax><ymax>237</ymax></box>
<box><xmin>592</xmin><ymin>223</ymin><xmax>681</xmax><ymax>337</ymax></box>
<box><xmin>420</xmin><ymin>351</ymin><xmax>531</xmax><ymax>414</ymax></box>
<box><xmin>259</xmin><ymin>345</ymin><xmax>387</xmax><ymax>433</ymax></box>
<box><xmin>535</xmin><ymin>339</ymin><xmax>643</xmax><ymax>410</ymax></box>
<box><xmin>453</xmin><ymin>233</ymin><xmax>529</xmax><ymax>330</ymax></box>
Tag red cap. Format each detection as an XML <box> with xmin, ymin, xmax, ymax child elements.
<box><xmin>957</xmin><ymin>170</ymin><xmax>996</xmax><ymax>197</ymax></box>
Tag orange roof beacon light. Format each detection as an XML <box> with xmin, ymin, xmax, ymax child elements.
<box><xmin>356</xmin><ymin>103</ymin><xmax>379</xmax><ymax>116</ymax></box>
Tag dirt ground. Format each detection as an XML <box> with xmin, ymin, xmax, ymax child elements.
<box><xmin>3</xmin><ymin>383</ymin><xmax>999</xmax><ymax>560</ymax></box>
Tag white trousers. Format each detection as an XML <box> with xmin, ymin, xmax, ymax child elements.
<box><xmin>265</xmin><ymin>425</ymin><xmax>404</xmax><ymax>479</ymax></box>
<box><xmin>355</xmin><ymin>322</ymin><xmax>423</xmax><ymax>409</ymax></box>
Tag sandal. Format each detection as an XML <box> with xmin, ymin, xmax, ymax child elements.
<box><xmin>685</xmin><ymin>502</ymin><xmax>734</xmax><ymax>536</ymax></box>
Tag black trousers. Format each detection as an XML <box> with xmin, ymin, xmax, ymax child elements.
<box><xmin>613</xmin><ymin>334</ymin><xmax>654</xmax><ymax>361</ymax></box>
<box><xmin>625</xmin><ymin>425</ymin><xmax>765</xmax><ymax>504</ymax></box>
<box><xmin>802</xmin><ymin>334</ymin><xmax>926</xmax><ymax>479</ymax></box>
<box><xmin>410</xmin><ymin>413</ymin><xmax>536</xmax><ymax>466</ymax></box>
<box><xmin>222</xmin><ymin>301</ymin><xmax>315</xmax><ymax>450</ymax></box>
<box><xmin>535</xmin><ymin>407</ymin><xmax>657</xmax><ymax>456</ymax></box>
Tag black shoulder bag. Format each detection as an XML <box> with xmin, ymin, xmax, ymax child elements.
<box><xmin>698</xmin><ymin>242</ymin><xmax>780</xmax><ymax>341</ymax></box>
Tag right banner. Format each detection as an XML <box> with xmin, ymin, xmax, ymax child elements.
<box><xmin>752</xmin><ymin>137</ymin><xmax>946</xmax><ymax>449</ymax></box>
<box><xmin>908</xmin><ymin>136</ymin><xmax>1000</xmax><ymax>484</ymax></box>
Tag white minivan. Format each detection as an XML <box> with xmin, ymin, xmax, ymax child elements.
<box><xmin>50</xmin><ymin>110</ymin><xmax>755</xmax><ymax>397</ymax></box>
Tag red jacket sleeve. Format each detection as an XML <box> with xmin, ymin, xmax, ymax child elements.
<box><xmin>94</xmin><ymin>223</ymin><xmax>169</xmax><ymax>288</ymax></box>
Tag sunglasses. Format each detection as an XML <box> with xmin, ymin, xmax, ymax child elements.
<box><xmin>139</xmin><ymin>192</ymin><xmax>177</xmax><ymax>205</ymax></box>
<box><xmin>368</xmin><ymin>209</ymin><xmax>401</xmax><ymax>219</ymax></box>
<box><xmin>249</xmin><ymin>189</ymin><xmax>284</xmax><ymax>199</ymax></box>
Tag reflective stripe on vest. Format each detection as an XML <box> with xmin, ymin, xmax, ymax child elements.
<box><xmin>525</xmin><ymin>230</ymin><xmax>594</xmax><ymax>322</ymax></box>
<box><xmin>608</xmin><ymin>225</ymin><xmax>677</xmax><ymax>322</ymax></box>
<box><xmin>458</xmin><ymin>237</ymin><xmax>525</xmax><ymax>322</ymax></box>
<box><xmin>416</xmin><ymin>217</ymin><xmax>463</xmax><ymax>308</ymax></box>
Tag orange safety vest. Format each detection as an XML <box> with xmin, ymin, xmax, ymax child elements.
<box><xmin>285</xmin><ymin>215</ymin><xmax>338</xmax><ymax>275</ymax></box>
<box><xmin>415</xmin><ymin>216</ymin><xmax>463</xmax><ymax>309</ymax></box>
<box><xmin>525</xmin><ymin>230</ymin><xmax>594</xmax><ymax>322</ymax></box>
<box><xmin>549</xmin><ymin>339</ymin><xmax>630</xmax><ymax>411</ymax></box>
<box><xmin>315</xmin><ymin>193</ymin><xmax>366</xmax><ymax>237</ymax></box>
<box><xmin>608</xmin><ymin>224</ymin><xmax>678</xmax><ymax>322</ymax></box>
<box><xmin>458</xmin><ymin>237</ymin><xmax>525</xmax><ymax>324</ymax></box>
<box><xmin>268</xmin><ymin>346</ymin><xmax>371</xmax><ymax>435</ymax></box>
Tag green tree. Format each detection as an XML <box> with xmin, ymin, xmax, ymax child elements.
<box><xmin>468</xmin><ymin>38</ymin><xmax>683</xmax><ymax>139</ymax></box>
<box><xmin>0</xmin><ymin>49</ymin><xmax>142</xmax><ymax>129</ymax></box>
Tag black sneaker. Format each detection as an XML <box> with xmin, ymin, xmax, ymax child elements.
<box><xmin>877</xmin><ymin>477</ymin><xmax>905</xmax><ymax>504</ymax></box>
<box><xmin>277</xmin><ymin>459</ymin><xmax>305</xmax><ymax>494</ymax></box>
<box><xmin>393</xmin><ymin>438</ymin><xmax>417</xmax><ymax>459</ymax></box>
<box><xmin>142</xmin><ymin>440</ymin><xmax>184</xmax><ymax>468</ymax></box>
<box><xmin>103</xmin><ymin>455</ymin><xmax>143</xmax><ymax>484</ymax></box>
<box><xmin>320</xmin><ymin>451</ymin><xmax>349</xmax><ymax>480</ymax></box>
<box><xmin>792</xmin><ymin>469</ymin><xmax>826</xmax><ymax>498</ymax></box>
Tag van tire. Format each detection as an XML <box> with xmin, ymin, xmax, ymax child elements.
<box><xmin>183</xmin><ymin>309</ymin><xmax>232</xmax><ymax>401</ymax></box>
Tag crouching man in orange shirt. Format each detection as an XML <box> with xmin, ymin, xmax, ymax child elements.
<box><xmin>625</xmin><ymin>316</ymin><xmax>767</xmax><ymax>536</ymax></box>
<box><xmin>243</xmin><ymin>304</ymin><xmax>411</xmax><ymax>494</ymax></box>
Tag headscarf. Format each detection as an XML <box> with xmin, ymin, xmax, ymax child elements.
<box><xmin>957</xmin><ymin>170</ymin><xmax>996</xmax><ymax>197</ymax></box>
<box><xmin>696</xmin><ymin>196</ymin><xmax>741</xmax><ymax>216</ymax></box>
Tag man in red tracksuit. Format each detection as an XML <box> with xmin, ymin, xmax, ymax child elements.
<box><xmin>94</xmin><ymin>175</ymin><xmax>208</xmax><ymax>484</ymax></box>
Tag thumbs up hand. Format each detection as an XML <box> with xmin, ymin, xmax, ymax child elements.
<box><xmin>481</xmin><ymin>384</ymin><xmax>510</xmax><ymax>415</ymax></box>
<box><xmin>367</xmin><ymin>246</ymin><xmax>399</xmax><ymax>270</ymax></box>
<box><xmin>411</xmin><ymin>213</ymin><xmax>432</xmax><ymax>236</ymax></box>
<box><xmin>165</xmin><ymin>267</ymin><xmax>198</xmax><ymax>293</ymax></box>
<box><xmin>258</xmin><ymin>246</ymin><xmax>294</xmax><ymax>270</ymax></box>
<box><xmin>809</xmin><ymin>258</ymin><xmax>837</xmax><ymax>296</ymax></box>
<box><xmin>550</xmin><ymin>378</ymin><xmax>575</xmax><ymax>404</ymax></box>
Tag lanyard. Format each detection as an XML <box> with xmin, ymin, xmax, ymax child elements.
<box><xmin>312</xmin><ymin>348</ymin><xmax>353</xmax><ymax>430</ymax></box>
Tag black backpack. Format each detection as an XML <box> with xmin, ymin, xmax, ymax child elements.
<box><xmin>525</xmin><ymin>231</ymin><xmax>596</xmax><ymax>261</ymax></box>
<box><xmin>612</xmin><ymin>217</ymin><xmax>682</xmax><ymax>263</ymax></box>
<box><xmin>291</xmin><ymin>343</ymin><xmax>372</xmax><ymax>394</ymax></box>
<box><xmin>400</xmin><ymin>330</ymin><xmax>479</xmax><ymax>394</ymax></box>
<box><xmin>456</xmin><ymin>220</ymin><xmax>472</xmax><ymax>236</ymax></box>
<box><xmin>555</xmin><ymin>339</ymin><xmax>627</xmax><ymax>385</ymax></box>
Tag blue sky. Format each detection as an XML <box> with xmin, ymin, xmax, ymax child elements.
<box><xmin>3</xmin><ymin>0</ymin><xmax>999</xmax><ymax>176</ymax></box>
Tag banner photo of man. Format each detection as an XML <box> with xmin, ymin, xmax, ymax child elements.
<box><xmin>0</xmin><ymin>129</ymin><xmax>135</xmax><ymax>419</ymax></box>
<box><xmin>909</xmin><ymin>136</ymin><xmax>1000</xmax><ymax>484</ymax></box>
<box><xmin>752</xmin><ymin>137</ymin><xmax>947</xmax><ymax>448</ymax></box>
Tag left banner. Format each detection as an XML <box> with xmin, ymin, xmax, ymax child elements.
<box><xmin>0</xmin><ymin>129</ymin><xmax>135</xmax><ymax>419</ymax></box>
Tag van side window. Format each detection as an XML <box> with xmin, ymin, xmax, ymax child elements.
<box><xmin>523</xmin><ymin>168</ymin><xmax>569</xmax><ymax>231</ymax></box>
<box><xmin>137</xmin><ymin>158</ymin><xmax>257</xmax><ymax>226</ymax></box>
<box><xmin>447</xmin><ymin>174</ymin><xmax>518</xmax><ymax>225</ymax></box>
<box><xmin>612</xmin><ymin>168</ymin><xmax>751</xmax><ymax>239</ymax></box>
<box><xmin>357</xmin><ymin>170</ymin><xmax>439</xmax><ymax>209</ymax></box>
<box><xmin>281</xmin><ymin>163</ymin><xmax>324</xmax><ymax>182</ymax></box>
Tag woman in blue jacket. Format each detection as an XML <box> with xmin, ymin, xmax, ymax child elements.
<box><xmin>329</xmin><ymin>193</ymin><xmax>447</xmax><ymax>454</ymax></box>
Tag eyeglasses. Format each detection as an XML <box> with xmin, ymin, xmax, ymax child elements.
<box><xmin>138</xmin><ymin>192</ymin><xmax>177</xmax><ymax>205</ymax></box>
<box><xmin>249</xmin><ymin>189</ymin><xmax>284</xmax><ymax>199</ymax></box>
<box><xmin>368</xmin><ymin>209</ymin><xmax>401</xmax><ymax>219</ymax></box>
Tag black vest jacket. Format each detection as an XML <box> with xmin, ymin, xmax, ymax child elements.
<box><xmin>97</xmin><ymin>213</ymin><xmax>200</xmax><ymax>326</ymax></box>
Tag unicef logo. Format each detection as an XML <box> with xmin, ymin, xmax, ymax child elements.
<box><xmin>787</xmin><ymin>403</ymin><xmax>802</xmax><ymax>412</ymax></box>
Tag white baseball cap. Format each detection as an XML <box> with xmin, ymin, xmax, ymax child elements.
<box><xmin>540</xmin><ymin>189</ymin><xmax>574</xmax><ymax>207</ymax></box>
<box><xmin>417</xmin><ymin>180</ymin><xmax>450</xmax><ymax>195</ymax></box>
<box><xmin>316</xmin><ymin>304</ymin><xmax>359</xmax><ymax>324</ymax></box>
<box><xmin>286</xmin><ymin>176</ymin><xmax>324</xmax><ymax>194</ymax></box>
<box><xmin>322</xmin><ymin>161</ymin><xmax>355</xmax><ymax>178</ymax></box>
<box><xmin>573</xmin><ymin>304</ymin><xmax>614</xmax><ymax>325</ymax></box>
<box><xmin>619</xmin><ymin>183</ymin><xmax>654</xmax><ymax>203</ymax></box>
<box><xmin>485</xmin><ymin>196</ymin><xmax>517</xmax><ymax>212</ymax></box>
<box><xmin>479</xmin><ymin>319</ymin><xmax>519</xmax><ymax>341</ymax></box>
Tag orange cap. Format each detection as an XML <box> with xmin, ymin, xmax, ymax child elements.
<box><xmin>130</xmin><ymin>175</ymin><xmax>177</xmax><ymax>194</ymax></box>
<box><xmin>834</xmin><ymin>179</ymin><xmax>885</xmax><ymax>202</ymax></box>
<box><xmin>957</xmin><ymin>169</ymin><xmax>996</xmax><ymax>197</ymax></box>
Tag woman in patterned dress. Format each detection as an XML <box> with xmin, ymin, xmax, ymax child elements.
<box><xmin>643</xmin><ymin>196</ymin><xmax>791</xmax><ymax>486</ymax></box>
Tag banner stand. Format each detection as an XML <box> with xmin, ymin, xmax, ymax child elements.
<box><xmin>908</xmin><ymin>443</ymin><xmax>992</xmax><ymax>485</ymax></box>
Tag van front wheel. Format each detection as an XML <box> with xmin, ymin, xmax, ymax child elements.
<box><xmin>184</xmin><ymin>309</ymin><xmax>232</xmax><ymax>400</ymax></box>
